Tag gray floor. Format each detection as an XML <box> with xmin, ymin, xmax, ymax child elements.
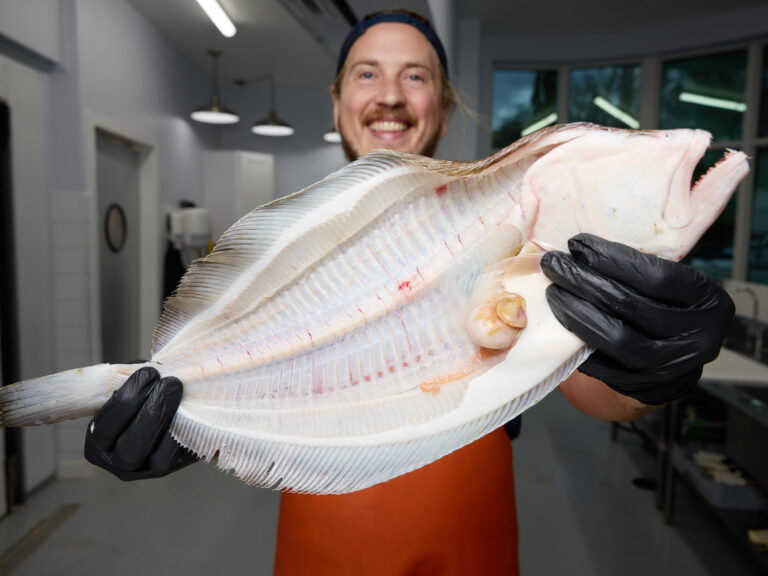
<box><xmin>0</xmin><ymin>392</ymin><xmax>762</xmax><ymax>575</ymax></box>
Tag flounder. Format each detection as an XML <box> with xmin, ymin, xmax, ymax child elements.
<box><xmin>0</xmin><ymin>123</ymin><xmax>749</xmax><ymax>493</ymax></box>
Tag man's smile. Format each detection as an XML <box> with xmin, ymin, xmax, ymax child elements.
<box><xmin>368</xmin><ymin>120</ymin><xmax>410</xmax><ymax>133</ymax></box>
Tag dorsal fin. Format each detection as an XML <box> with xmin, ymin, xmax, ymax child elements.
<box><xmin>152</xmin><ymin>151</ymin><xmax>451</xmax><ymax>357</ymax></box>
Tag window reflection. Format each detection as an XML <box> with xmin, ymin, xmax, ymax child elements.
<box><xmin>492</xmin><ymin>69</ymin><xmax>558</xmax><ymax>148</ymax></box>
<box><xmin>685</xmin><ymin>149</ymin><xmax>736</xmax><ymax>279</ymax></box>
<box><xmin>659</xmin><ymin>50</ymin><xmax>747</xmax><ymax>141</ymax></box>
<box><xmin>748</xmin><ymin>148</ymin><xmax>768</xmax><ymax>283</ymax></box>
<box><xmin>569</xmin><ymin>64</ymin><xmax>640</xmax><ymax>128</ymax></box>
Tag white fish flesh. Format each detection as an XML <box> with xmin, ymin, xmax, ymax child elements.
<box><xmin>0</xmin><ymin>123</ymin><xmax>749</xmax><ymax>493</ymax></box>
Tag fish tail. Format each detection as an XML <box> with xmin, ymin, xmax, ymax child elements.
<box><xmin>0</xmin><ymin>364</ymin><xmax>130</xmax><ymax>427</ymax></box>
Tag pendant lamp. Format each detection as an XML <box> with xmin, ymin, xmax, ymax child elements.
<box><xmin>323</xmin><ymin>124</ymin><xmax>341</xmax><ymax>143</ymax></box>
<box><xmin>250</xmin><ymin>75</ymin><xmax>294</xmax><ymax>137</ymax></box>
<box><xmin>191</xmin><ymin>50</ymin><xmax>239</xmax><ymax>125</ymax></box>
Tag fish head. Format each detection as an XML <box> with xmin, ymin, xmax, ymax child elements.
<box><xmin>519</xmin><ymin>123</ymin><xmax>749</xmax><ymax>260</ymax></box>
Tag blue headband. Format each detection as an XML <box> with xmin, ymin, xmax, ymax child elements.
<box><xmin>336</xmin><ymin>13</ymin><xmax>449</xmax><ymax>77</ymax></box>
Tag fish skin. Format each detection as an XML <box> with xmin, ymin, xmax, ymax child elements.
<box><xmin>0</xmin><ymin>123</ymin><xmax>749</xmax><ymax>493</ymax></box>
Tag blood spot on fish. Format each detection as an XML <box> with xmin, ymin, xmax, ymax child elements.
<box><xmin>435</xmin><ymin>184</ymin><xmax>447</xmax><ymax>196</ymax></box>
<box><xmin>246</xmin><ymin>350</ymin><xmax>253</xmax><ymax>362</ymax></box>
<box><xmin>478</xmin><ymin>216</ymin><xmax>486</xmax><ymax>229</ymax></box>
<box><xmin>307</xmin><ymin>330</ymin><xmax>314</xmax><ymax>345</ymax></box>
<box><xmin>415</xmin><ymin>355</ymin><xmax>422</xmax><ymax>363</ymax></box>
<box><xmin>402</xmin><ymin>361</ymin><xmax>409</xmax><ymax>368</ymax></box>
<box><xmin>364</xmin><ymin>375</ymin><xmax>371</xmax><ymax>382</ymax></box>
<box><xmin>377</xmin><ymin>370</ymin><xmax>383</xmax><ymax>378</ymax></box>
<box><xmin>389</xmin><ymin>365</ymin><xmax>395</xmax><ymax>373</ymax></box>
<box><xmin>457</xmin><ymin>233</ymin><xmax>463</xmax><ymax>246</ymax></box>
<box><xmin>217</xmin><ymin>357</ymin><xmax>224</xmax><ymax>369</ymax></box>
<box><xmin>443</xmin><ymin>240</ymin><xmax>455</xmax><ymax>257</ymax></box>
<box><xmin>398</xmin><ymin>280</ymin><xmax>411</xmax><ymax>292</ymax></box>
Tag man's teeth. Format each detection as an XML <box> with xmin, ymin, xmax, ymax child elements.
<box><xmin>369</xmin><ymin>121</ymin><xmax>408</xmax><ymax>132</ymax></box>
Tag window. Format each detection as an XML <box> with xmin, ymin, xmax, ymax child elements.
<box><xmin>491</xmin><ymin>42</ymin><xmax>766</xmax><ymax>285</ymax></box>
<box><xmin>749</xmin><ymin>148</ymin><xmax>768</xmax><ymax>283</ymax></box>
<box><xmin>492</xmin><ymin>69</ymin><xmax>557</xmax><ymax>148</ymax></box>
<box><xmin>760</xmin><ymin>43</ymin><xmax>768</xmax><ymax>138</ymax></box>
<box><xmin>659</xmin><ymin>50</ymin><xmax>747</xmax><ymax>142</ymax></box>
<box><xmin>685</xmin><ymin>150</ymin><xmax>737</xmax><ymax>279</ymax></box>
<box><xmin>569</xmin><ymin>64</ymin><xmax>640</xmax><ymax>128</ymax></box>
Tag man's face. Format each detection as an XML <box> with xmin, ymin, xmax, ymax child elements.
<box><xmin>332</xmin><ymin>22</ymin><xmax>448</xmax><ymax>161</ymax></box>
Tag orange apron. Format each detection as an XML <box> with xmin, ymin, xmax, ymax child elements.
<box><xmin>274</xmin><ymin>428</ymin><xmax>518</xmax><ymax>575</ymax></box>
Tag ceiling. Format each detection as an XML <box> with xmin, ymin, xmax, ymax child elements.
<box><xmin>127</xmin><ymin>0</ymin><xmax>431</xmax><ymax>90</ymax></box>
<box><xmin>128</xmin><ymin>0</ymin><xmax>767</xmax><ymax>91</ymax></box>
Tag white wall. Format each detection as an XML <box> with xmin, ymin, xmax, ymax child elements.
<box><xmin>51</xmin><ymin>0</ymin><xmax>222</xmax><ymax>477</ymax></box>
<box><xmin>0</xmin><ymin>0</ymin><xmax>61</xmax><ymax>65</ymax></box>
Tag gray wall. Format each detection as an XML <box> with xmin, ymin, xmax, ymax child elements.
<box><xmin>217</xmin><ymin>84</ymin><xmax>347</xmax><ymax>198</ymax></box>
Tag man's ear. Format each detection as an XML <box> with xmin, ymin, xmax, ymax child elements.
<box><xmin>331</xmin><ymin>84</ymin><xmax>340</xmax><ymax>131</ymax></box>
<box><xmin>439</xmin><ymin>106</ymin><xmax>449</xmax><ymax>139</ymax></box>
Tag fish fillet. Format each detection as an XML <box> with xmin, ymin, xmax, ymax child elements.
<box><xmin>0</xmin><ymin>123</ymin><xmax>749</xmax><ymax>493</ymax></box>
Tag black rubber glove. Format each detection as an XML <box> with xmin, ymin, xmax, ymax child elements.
<box><xmin>540</xmin><ymin>233</ymin><xmax>734</xmax><ymax>406</ymax></box>
<box><xmin>84</xmin><ymin>366</ymin><xmax>198</xmax><ymax>480</ymax></box>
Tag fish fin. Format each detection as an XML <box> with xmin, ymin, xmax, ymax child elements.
<box><xmin>0</xmin><ymin>364</ymin><xmax>128</xmax><ymax>427</ymax></box>
<box><xmin>169</xmin><ymin>345</ymin><xmax>590</xmax><ymax>494</ymax></box>
<box><xmin>152</xmin><ymin>153</ymin><xmax>449</xmax><ymax>357</ymax></box>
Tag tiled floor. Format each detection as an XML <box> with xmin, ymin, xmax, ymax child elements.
<box><xmin>0</xmin><ymin>391</ymin><xmax>762</xmax><ymax>575</ymax></box>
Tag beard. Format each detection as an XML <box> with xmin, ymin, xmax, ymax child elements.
<box><xmin>338</xmin><ymin>109</ymin><xmax>443</xmax><ymax>162</ymax></box>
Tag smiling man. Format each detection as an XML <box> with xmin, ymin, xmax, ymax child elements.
<box><xmin>272</xmin><ymin>11</ymin><xmax>523</xmax><ymax>576</ymax></box>
<box><xmin>84</xmin><ymin>9</ymin><xmax>734</xmax><ymax>576</ymax></box>
<box><xmin>331</xmin><ymin>14</ymin><xmax>453</xmax><ymax>161</ymax></box>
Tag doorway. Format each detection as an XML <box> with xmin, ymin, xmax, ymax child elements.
<box><xmin>96</xmin><ymin>130</ymin><xmax>141</xmax><ymax>363</ymax></box>
<box><xmin>0</xmin><ymin>101</ymin><xmax>17</xmax><ymax>514</ymax></box>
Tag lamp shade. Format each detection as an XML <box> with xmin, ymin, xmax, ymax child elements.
<box><xmin>252</xmin><ymin>110</ymin><xmax>294</xmax><ymax>136</ymax></box>
<box><xmin>323</xmin><ymin>128</ymin><xmax>341</xmax><ymax>143</ymax></box>
<box><xmin>191</xmin><ymin>95</ymin><xmax>239</xmax><ymax>124</ymax></box>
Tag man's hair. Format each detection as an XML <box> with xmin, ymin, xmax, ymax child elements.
<box><xmin>333</xmin><ymin>9</ymin><xmax>460</xmax><ymax>116</ymax></box>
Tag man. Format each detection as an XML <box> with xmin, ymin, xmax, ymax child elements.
<box><xmin>85</xmin><ymin>10</ymin><xmax>734</xmax><ymax>576</ymax></box>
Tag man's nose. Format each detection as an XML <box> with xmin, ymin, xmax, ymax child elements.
<box><xmin>376</xmin><ymin>77</ymin><xmax>406</xmax><ymax>107</ymax></box>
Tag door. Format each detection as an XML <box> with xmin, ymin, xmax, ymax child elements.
<box><xmin>96</xmin><ymin>130</ymin><xmax>141</xmax><ymax>363</ymax></box>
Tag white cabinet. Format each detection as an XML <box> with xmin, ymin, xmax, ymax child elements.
<box><xmin>204</xmin><ymin>151</ymin><xmax>275</xmax><ymax>241</ymax></box>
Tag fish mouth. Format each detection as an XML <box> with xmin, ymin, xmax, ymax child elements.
<box><xmin>690</xmin><ymin>147</ymin><xmax>748</xmax><ymax>194</ymax></box>
<box><xmin>663</xmin><ymin>130</ymin><xmax>749</xmax><ymax>229</ymax></box>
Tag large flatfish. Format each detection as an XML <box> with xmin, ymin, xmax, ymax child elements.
<box><xmin>0</xmin><ymin>123</ymin><xmax>749</xmax><ymax>493</ymax></box>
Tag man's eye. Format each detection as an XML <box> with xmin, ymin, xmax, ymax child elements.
<box><xmin>359</xmin><ymin>71</ymin><xmax>374</xmax><ymax>79</ymax></box>
<box><xmin>407</xmin><ymin>74</ymin><xmax>425</xmax><ymax>82</ymax></box>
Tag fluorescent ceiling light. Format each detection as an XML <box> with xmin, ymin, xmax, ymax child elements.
<box><xmin>678</xmin><ymin>92</ymin><xmax>746</xmax><ymax>112</ymax></box>
<box><xmin>593</xmin><ymin>96</ymin><xmax>639</xmax><ymax>129</ymax></box>
<box><xmin>521</xmin><ymin>112</ymin><xmax>558</xmax><ymax>137</ymax></box>
<box><xmin>196</xmin><ymin>0</ymin><xmax>236</xmax><ymax>38</ymax></box>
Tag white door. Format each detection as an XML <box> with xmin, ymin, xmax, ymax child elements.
<box><xmin>97</xmin><ymin>131</ymin><xmax>141</xmax><ymax>363</ymax></box>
